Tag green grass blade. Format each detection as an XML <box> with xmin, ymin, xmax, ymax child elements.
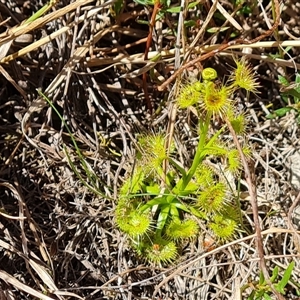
<box><xmin>38</xmin><ymin>90</ymin><xmax>107</xmax><ymax>197</ymax></box>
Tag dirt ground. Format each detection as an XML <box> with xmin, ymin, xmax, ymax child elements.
<box><xmin>1</xmin><ymin>0</ymin><xmax>300</xmax><ymax>299</ymax></box>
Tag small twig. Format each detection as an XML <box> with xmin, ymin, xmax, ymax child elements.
<box><xmin>225</xmin><ymin>118</ymin><xmax>284</xmax><ymax>300</ymax></box>
<box><xmin>144</xmin><ymin>1</ymin><xmax>161</xmax><ymax>61</ymax></box>
<box><xmin>143</xmin><ymin>1</ymin><xmax>162</xmax><ymax>111</ymax></box>
<box><xmin>225</xmin><ymin>119</ymin><xmax>264</xmax><ymax>267</ymax></box>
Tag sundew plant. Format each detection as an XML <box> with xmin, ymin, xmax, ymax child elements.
<box><xmin>116</xmin><ymin>58</ymin><xmax>259</xmax><ymax>264</ymax></box>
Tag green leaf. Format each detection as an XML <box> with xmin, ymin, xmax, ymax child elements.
<box><xmin>229</xmin><ymin>31</ymin><xmax>239</xmax><ymax>38</ymax></box>
<box><xmin>256</xmin><ymin>289</ymin><xmax>266</xmax><ymax>298</ymax></box>
<box><xmin>294</xmin><ymin>73</ymin><xmax>300</xmax><ymax>86</ymax></box>
<box><xmin>275</xmin><ymin>261</ymin><xmax>295</xmax><ymax>295</ymax></box>
<box><xmin>270</xmin><ymin>266</ymin><xmax>279</xmax><ymax>283</ymax></box>
<box><xmin>262</xmin><ymin>293</ymin><xmax>272</xmax><ymax>300</ymax></box>
<box><xmin>266</xmin><ymin>107</ymin><xmax>293</xmax><ymax>119</ymax></box>
<box><xmin>238</xmin><ymin>6</ymin><xmax>251</xmax><ymax>15</ymax></box>
<box><xmin>205</xmin><ymin>126</ymin><xmax>226</xmax><ymax>148</ymax></box>
<box><xmin>136</xmin><ymin>19</ymin><xmax>150</xmax><ymax>25</ymax></box>
<box><xmin>157</xmin><ymin>204</ymin><xmax>171</xmax><ymax>230</ymax></box>
<box><xmin>139</xmin><ymin>196</ymin><xmax>168</xmax><ymax>212</ymax></box>
<box><xmin>278</xmin><ymin>75</ymin><xmax>289</xmax><ymax>86</ymax></box>
<box><xmin>25</xmin><ymin>0</ymin><xmax>57</xmax><ymax>24</ymax></box>
<box><xmin>166</xmin><ymin>5</ymin><xmax>181</xmax><ymax>13</ymax></box>
<box><xmin>275</xmin><ymin>107</ymin><xmax>293</xmax><ymax>116</ymax></box>
<box><xmin>269</xmin><ymin>53</ymin><xmax>282</xmax><ymax>59</ymax></box>
<box><xmin>146</xmin><ymin>184</ymin><xmax>161</xmax><ymax>195</ymax></box>
<box><xmin>294</xmin><ymin>74</ymin><xmax>300</xmax><ymax>100</ymax></box>
<box><xmin>284</xmin><ymin>46</ymin><xmax>292</xmax><ymax>53</ymax></box>
<box><xmin>279</xmin><ymin>73</ymin><xmax>300</xmax><ymax>102</ymax></box>
<box><xmin>113</xmin><ymin>0</ymin><xmax>124</xmax><ymax>16</ymax></box>
<box><xmin>165</xmin><ymin>0</ymin><xmax>171</xmax><ymax>7</ymax></box>
<box><xmin>172</xmin><ymin>201</ymin><xmax>191</xmax><ymax>213</ymax></box>
<box><xmin>156</xmin><ymin>10</ymin><xmax>165</xmax><ymax>20</ymax></box>
<box><xmin>173</xmin><ymin>188</ymin><xmax>195</xmax><ymax>197</ymax></box>
<box><xmin>259</xmin><ymin>271</ymin><xmax>265</xmax><ymax>285</ymax></box>
<box><xmin>281</xmin><ymin>94</ymin><xmax>289</xmax><ymax>104</ymax></box>
<box><xmin>166</xmin><ymin>1</ymin><xmax>198</xmax><ymax>13</ymax></box>
<box><xmin>187</xmin><ymin>1</ymin><xmax>199</xmax><ymax>9</ymax></box>
<box><xmin>189</xmin><ymin>206</ymin><xmax>207</xmax><ymax>219</ymax></box>
<box><xmin>184</xmin><ymin>20</ymin><xmax>197</xmax><ymax>27</ymax></box>
<box><xmin>247</xmin><ymin>290</ymin><xmax>255</xmax><ymax>300</ymax></box>
<box><xmin>274</xmin><ymin>284</ymin><xmax>285</xmax><ymax>295</ymax></box>
<box><xmin>169</xmin><ymin>203</ymin><xmax>180</xmax><ymax>218</ymax></box>
<box><xmin>169</xmin><ymin>157</ymin><xmax>187</xmax><ymax>177</ymax></box>
<box><xmin>133</xmin><ymin>0</ymin><xmax>154</xmax><ymax>5</ymax></box>
<box><xmin>283</xmin><ymin>89</ymin><xmax>300</xmax><ymax>100</ymax></box>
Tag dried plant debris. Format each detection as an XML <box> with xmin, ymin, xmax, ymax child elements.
<box><xmin>1</xmin><ymin>0</ymin><xmax>300</xmax><ymax>299</ymax></box>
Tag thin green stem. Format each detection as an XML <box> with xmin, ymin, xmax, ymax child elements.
<box><xmin>38</xmin><ymin>90</ymin><xmax>101</xmax><ymax>192</ymax></box>
<box><xmin>24</xmin><ymin>0</ymin><xmax>57</xmax><ymax>24</ymax></box>
<box><xmin>271</xmin><ymin>0</ymin><xmax>281</xmax><ymax>52</ymax></box>
<box><xmin>182</xmin><ymin>112</ymin><xmax>211</xmax><ymax>188</ymax></box>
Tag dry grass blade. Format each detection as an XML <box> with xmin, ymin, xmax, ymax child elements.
<box><xmin>0</xmin><ymin>181</ymin><xmax>51</xmax><ymax>271</ymax></box>
<box><xmin>0</xmin><ymin>182</ymin><xmax>28</xmax><ymax>255</ymax></box>
<box><xmin>121</xmin><ymin>60</ymin><xmax>159</xmax><ymax>78</ymax></box>
<box><xmin>0</xmin><ymin>270</ymin><xmax>55</xmax><ymax>300</ymax></box>
<box><xmin>87</xmin><ymin>40</ymin><xmax>300</xmax><ymax>73</ymax></box>
<box><xmin>0</xmin><ymin>0</ymin><xmax>95</xmax><ymax>46</ymax></box>
<box><xmin>0</xmin><ymin>39</ymin><xmax>12</xmax><ymax>61</ymax></box>
<box><xmin>0</xmin><ymin>4</ymin><xmax>115</xmax><ymax>64</ymax></box>
<box><xmin>186</xmin><ymin>0</ymin><xmax>218</xmax><ymax>52</ymax></box>
<box><xmin>0</xmin><ymin>240</ymin><xmax>59</xmax><ymax>298</ymax></box>
<box><xmin>0</xmin><ymin>65</ymin><xmax>27</xmax><ymax>98</ymax></box>
<box><xmin>220</xmin><ymin>50</ymin><xmax>300</xmax><ymax>69</ymax></box>
<box><xmin>213</xmin><ymin>0</ymin><xmax>242</xmax><ymax>31</ymax></box>
<box><xmin>0</xmin><ymin>199</ymin><xmax>84</xmax><ymax>299</ymax></box>
<box><xmin>21</xmin><ymin>25</ymin><xmax>118</xmax><ymax>150</ymax></box>
<box><xmin>0</xmin><ymin>210</ymin><xmax>26</xmax><ymax>220</ymax></box>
